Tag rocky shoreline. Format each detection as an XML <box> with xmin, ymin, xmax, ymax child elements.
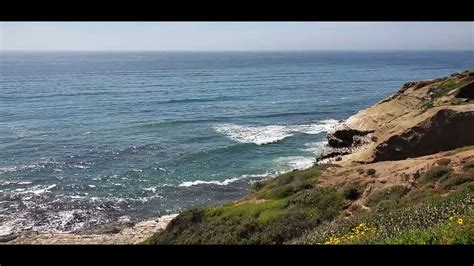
<box><xmin>4</xmin><ymin>214</ymin><xmax>177</xmax><ymax>245</ymax></box>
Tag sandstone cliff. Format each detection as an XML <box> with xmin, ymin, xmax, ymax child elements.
<box><xmin>321</xmin><ymin>69</ymin><xmax>474</xmax><ymax>164</ymax></box>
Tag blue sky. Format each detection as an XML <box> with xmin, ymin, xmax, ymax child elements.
<box><xmin>0</xmin><ymin>22</ymin><xmax>472</xmax><ymax>51</ymax></box>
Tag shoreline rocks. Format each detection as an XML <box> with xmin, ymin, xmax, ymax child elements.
<box><xmin>7</xmin><ymin>214</ymin><xmax>178</xmax><ymax>245</ymax></box>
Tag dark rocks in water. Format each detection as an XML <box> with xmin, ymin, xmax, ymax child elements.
<box><xmin>327</xmin><ymin>127</ymin><xmax>374</xmax><ymax>148</ymax></box>
<box><xmin>316</xmin><ymin>125</ymin><xmax>375</xmax><ymax>163</ymax></box>
<box><xmin>316</xmin><ymin>147</ymin><xmax>352</xmax><ymax>163</ymax></box>
<box><xmin>372</xmin><ymin>109</ymin><xmax>474</xmax><ymax>162</ymax></box>
<box><xmin>455</xmin><ymin>81</ymin><xmax>474</xmax><ymax>99</ymax></box>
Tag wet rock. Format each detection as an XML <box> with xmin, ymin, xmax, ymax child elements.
<box><xmin>0</xmin><ymin>233</ymin><xmax>18</xmax><ymax>242</ymax></box>
<box><xmin>327</xmin><ymin>127</ymin><xmax>374</xmax><ymax>148</ymax></box>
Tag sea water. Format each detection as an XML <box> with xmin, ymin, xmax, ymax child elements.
<box><xmin>0</xmin><ymin>51</ymin><xmax>472</xmax><ymax>235</ymax></box>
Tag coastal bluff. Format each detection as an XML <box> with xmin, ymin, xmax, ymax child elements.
<box><xmin>320</xmin><ymin>69</ymin><xmax>474</xmax><ymax>164</ymax></box>
<box><xmin>147</xmin><ymin>70</ymin><xmax>474</xmax><ymax>245</ymax></box>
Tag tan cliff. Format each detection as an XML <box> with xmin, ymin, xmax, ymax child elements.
<box><xmin>321</xmin><ymin>69</ymin><xmax>474</xmax><ymax>165</ymax></box>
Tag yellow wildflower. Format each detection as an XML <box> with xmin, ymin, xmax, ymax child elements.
<box><xmin>457</xmin><ymin>218</ymin><xmax>463</xmax><ymax>225</ymax></box>
<box><xmin>449</xmin><ymin>216</ymin><xmax>454</xmax><ymax>222</ymax></box>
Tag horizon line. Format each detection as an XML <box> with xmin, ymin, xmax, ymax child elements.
<box><xmin>1</xmin><ymin>49</ymin><xmax>473</xmax><ymax>53</ymax></box>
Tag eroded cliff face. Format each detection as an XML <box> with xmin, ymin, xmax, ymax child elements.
<box><xmin>372</xmin><ymin>109</ymin><xmax>474</xmax><ymax>162</ymax></box>
<box><xmin>320</xmin><ymin>69</ymin><xmax>474</xmax><ymax>164</ymax></box>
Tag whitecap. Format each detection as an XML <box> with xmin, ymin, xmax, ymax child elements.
<box><xmin>274</xmin><ymin>156</ymin><xmax>315</xmax><ymax>172</ymax></box>
<box><xmin>31</xmin><ymin>184</ymin><xmax>57</xmax><ymax>195</ymax></box>
<box><xmin>300</xmin><ymin>141</ymin><xmax>327</xmax><ymax>155</ymax></box>
<box><xmin>178</xmin><ymin>173</ymin><xmax>271</xmax><ymax>188</ymax></box>
<box><xmin>144</xmin><ymin>187</ymin><xmax>157</xmax><ymax>193</ymax></box>
<box><xmin>73</xmin><ymin>164</ymin><xmax>89</xmax><ymax>169</ymax></box>
<box><xmin>213</xmin><ymin>119</ymin><xmax>338</xmax><ymax>145</ymax></box>
<box><xmin>214</xmin><ymin>124</ymin><xmax>290</xmax><ymax>145</ymax></box>
<box><xmin>13</xmin><ymin>184</ymin><xmax>57</xmax><ymax>195</ymax></box>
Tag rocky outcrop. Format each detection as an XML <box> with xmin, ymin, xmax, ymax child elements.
<box><xmin>372</xmin><ymin>109</ymin><xmax>474</xmax><ymax>162</ymax></box>
<box><xmin>317</xmin><ymin>69</ymin><xmax>474</xmax><ymax>164</ymax></box>
<box><xmin>317</xmin><ymin>125</ymin><xmax>374</xmax><ymax>163</ymax></box>
<box><xmin>455</xmin><ymin>81</ymin><xmax>474</xmax><ymax>99</ymax></box>
<box><xmin>327</xmin><ymin>126</ymin><xmax>374</xmax><ymax>148</ymax></box>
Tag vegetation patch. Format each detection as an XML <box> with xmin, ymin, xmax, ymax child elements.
<box><xmin>435</xmin><ymin>158</ymin><xmax>451</xmax><ymax>166</ymax></box>
<box><xmin>421</xmin><ymin>165</ymin><xmax>452</xmax><ymax>183</ymax></box>
<box><xmin>440</xmin><ymin>174</ymin><xmax>474</xmax><ymax>190</ymax></box>
<box><xmin>146</xmin><ymin>168</ymin><xmax>346</xmax><ymax>244</ymax></box>
<box><xmin>366</xmin><ymin>168</ymin><xmax>376</xmax><ymax>176</ymax></box>
<box><xmin>293</xmin><ymin>185</ymin><xmax>473</xmax><ymax>245</ymax></box>
<box><xmin>253</xmin><ymin>164</ymin><xmax>337</xmax><ymax>199</ymax></box>
<box><xmin>343</xmin><ymin>182</ymin><xmax>364</xmax><ymax>200</ymax></box>
<box><xmin>463</xmin><ymin>160</ymin><xmax>474</xmax><ymax>170</ymax></box>
<box><xmin>366</xmin><ymin>185</ymin><xmax>410</xmax><ymax>208</ymax></box>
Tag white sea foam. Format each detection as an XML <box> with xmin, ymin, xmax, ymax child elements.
<box><xmin>31</xmin><ymin>184</ymin><xmax>57</xmax><ymax>195</ymax></box>
<box><xmin>178</xmin><ymin>173</ymin><xmax>271</xmax><ymax>188</ymax></box>
<box><xmin>213</xmin><ymin>119</ymin><xmax>338</xmax><ymax>145</ymax></box>
<box><xmin>179</xmin><ymin>177</ymin><xmax>244</xmax><ymax>187</ymax></box>
<box><xmin>274</xmin><ymin>156</ymin><xmax>316</xmax><ymax>172</ymax></box>
<box><xmin>14</xmin><ymin>184</ymin><xmax>57</xmax><ymax>195</ymax></box>
<box><xmin>300</xmin><ymin>141</ymin><xmax>327</xmax><ymax>155</ymax></box>
<box><xmin>0</xmin><ymin>219</ymin><xmax>17</xmax><ymax>236</ymax></box>
<box><xmin>144</xmin><ymin>187</ymin><xmax>157</xmax><ymax>193</ymax></box>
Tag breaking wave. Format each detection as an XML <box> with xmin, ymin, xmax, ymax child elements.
<box><xmin>213</xmin><ymin>119</ymin><xmax>338</xmax><ymax>145</ymax></box>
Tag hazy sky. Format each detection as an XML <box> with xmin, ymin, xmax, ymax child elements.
<box><xmin>1</xmin><ymin>22</ymin><xmax>473</xmax><ymax>51</ymax></box>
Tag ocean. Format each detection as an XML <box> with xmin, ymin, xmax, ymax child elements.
<box><xmin>0</xmin><ymin>51</ymin><xmax>472</xmax><ymax>236</ymax></box>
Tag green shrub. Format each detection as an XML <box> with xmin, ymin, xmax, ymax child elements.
<box><xmin>375</xmin><ymin>199</ymin><xmax>400</xmax><ymax>211</ymax></box>
<box><xmin>251</xmin><ymin>181</ymin><xmax>266</xmax><ymax>191</ymax></box>
<box><xmin>366</xmin><ymin>185</ymin><xmax>410</xmax><ymax>207</ymax></box>
<box><xmin>385</xmin><ymin>212</ymin><xmax>474</xmax><ymax>244</ymax></box>
<box><xmin>254</xmin><ymin>164</ymin><xmax>332</xmax><ymax>199</ymax></box>
<box><xmin>463</xmin><ymin>160</ymin><xmax>474</xmax><ymax>170</ymax></box>
<box><xmin>435</xmin><ymin>158</ymin><xmax>451</xmax><ymax>166</ymax></box>
<box><xmin>422</xmin><ymin>165</ymin><xmax>452</xmax><ymax>183</ymax></box>
<box><xmin>366</xmin><ymin>168</ymin><xmax>376</xmax><ymax>175</ymax></box>
<box><xmin>343</xmin><ymin>182</ymin><xmax>363</xmax><ymax>200</ymax></box>
<box><xmin>401</xmin><ymin>185</ymin><xmax>436</xmax><ymax>205</ymax></box>
<box><xmin>269</xmin><ymin>185</ymin><xmax>296</xmax><ymax>199</ymax></box>
<box><xmin>440</xmin><ymin>174</ymin><xmax>474</xmax><ymax>190</ymax></box>
<box><xmin>275</xmin><ymin>174</ymin><xmax>295</xmax><ymax>187</ymax></box>
<box><xmin>294</xmin><ymin>187</ymin><xmax>473</xmax><ymax>245</ymax></box>
<box><xmin>147</xmin><ymin>186</ymin><xmax>345</xmax><ymax>244</ymax></box>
